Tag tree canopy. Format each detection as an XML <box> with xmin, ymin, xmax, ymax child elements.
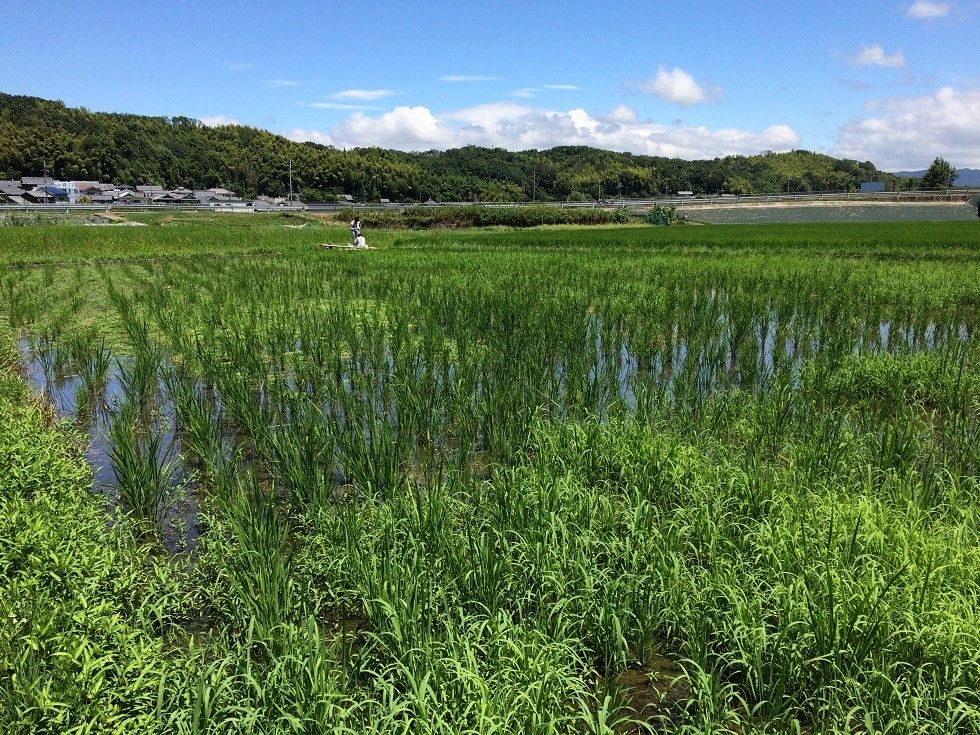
<box><xmin>0</xmin><ymin>93</ymin><xmax>903</xmax><ymax>201</ymax></box>
<box><xmin>921</xmin><ymin>156</ymin><xmax>957</xmax><ymax>189</ymax></box>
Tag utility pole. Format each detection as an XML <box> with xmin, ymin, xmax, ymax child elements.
<box><xmin>288</xmin><ymin>159</ymin><xmax>294</xmax><ymax>203</ymax></box>
<box><xmin>532</xmin><ymin>169</ymin><xmax>536</xmax><ymax>202</ymax></box>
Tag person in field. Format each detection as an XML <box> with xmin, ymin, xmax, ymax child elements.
<box><xmin>350</xmin><ymin>217</ymin><xmax>361</xmax><ymax>247</ymax></box>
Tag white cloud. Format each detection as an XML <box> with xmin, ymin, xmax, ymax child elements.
<box><xmin>906</xmin><ymin>0</ymin><xmax>951</xmax><ymax>18</ymax></box>
<box><xmin>200</xmin><ymin>116</ymin><xmax>240</xmax><ymax>127</ymax></box>
<box><xmin>631</xmin><ymin>66</ymin><xmax>723</xmax><ymax>106</ymax></box>
<box><xmin>439</xmin><ymin>75</ymin><xmax>500</xmax><ymax>82</ymax></box>
<box><xmin>284</xmin><ymin>128</ymin><xmax>334</xmax><ymax>146</ymax></box>
<box><xmin>837</xmin><ymin>86</ymin><xmax>980</xmax><ymax>168</ymax></box>
<box><xmin>224</xmin><ymin>62</ymin><xmax>253</xmax><ymax>70</ymax></box>
<box><xmin>447</xmin><ymin>102</ymin><xmax>535</xmax><ymax>126</ymax></box>
<box><xmin>330</xmin><ymin>89</ymin><xmax>399</xmax><ymax>101</ymax></box>
<box><xmin>265</xmin><ymin>79</ymin><xmax>300</xmax><ymax>88</ymax></box>
<box><xmin>314</xmin><ymin>102</ymin><xmax>798</xmax><ymax>158</ymax></box>
<box><xmin>512</xmin><ymin>84</ymin><xmax>581</xmax><ymax>98</ymax></box>
<box><xmin>852</xmin><ymin>45</ymin><xmax>907</xmax><ymax>68</ymax></box>
<box><xmin>606</xmin><ymin>105</ymin><xmax>637</xmax><ymax>123</ymax></box>
<box><xmin>331</xmin><ymin>106</ymin><xmax>457</xmax><ymax>149</ymax></box>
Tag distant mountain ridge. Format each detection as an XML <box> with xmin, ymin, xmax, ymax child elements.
<box><xmin>891</xmin><ymin>168</ymin><xmax>980</xmax><ymax>186</ymax></box>
<box><xmin>1</xmin><ymin>91</ymin><xmax>902</xmax><ymax>201</ymax></box>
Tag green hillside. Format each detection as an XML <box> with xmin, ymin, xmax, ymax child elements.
<box><xmin>0</xmin><ymin>92</ymin><xmax>900</xmax><ymax>201</ymax></box>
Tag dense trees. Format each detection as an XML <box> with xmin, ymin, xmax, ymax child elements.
<box><xmin>0</xmin><ymin>93</ymin><xmax>902</xmax><ymax>201</ymax></box>
<box><xmin>921</xmin><ymin>156</ymin><xmax>958</xmax><ymax>189</ymax></box>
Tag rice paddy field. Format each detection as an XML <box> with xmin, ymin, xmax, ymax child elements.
<box><xmin>2</xmin><ymin>216</ymin><xmax>980</xmax><ymax>734</ymax></box>
<box><xmin>686</xmin><ymin>202</ymin><xmax>979</xmax><ymax>225</ymax></box>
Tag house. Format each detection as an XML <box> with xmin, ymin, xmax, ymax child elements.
<box><xmin>41</xmin><ymin>185</ymin><xmax>70</xmax><ymax>202</ymax></box>
<box><xmin>111</xmin><ymin>189</ymin><xmax>146</xmax><ymax>203</ymax></box>
<box><xmin>0</xmin><ymin>182</ymin><xmax>27</xmax><ymax>198</ymax></box>
<box><xmin>23</xmin><ymin>188</ymin><xmax>55</xmax><ymax>203</ymax></box>
<box><xmin>80</xmin><ymin>183</ymin><xmax>113</xmax><ymax>196</ymax></box>
<box><xmin>379</xmin><ymin>198</ymin><xmax>392</xmax><ymax>206</ymax></box>
<box><xmin>676</xmin><ymin>190</ymin><xmax>694</xmax><ymax>197</ymax></box>
<box><xmin>0</xmin><ymin>182</ymin><xmax>29</xmax><ymax>205</ymax></box>
<box><xmin>137</xmin><ymin>185</ymin><xmax>166</xmax><ymax>196</ymax></box>
<box><xmin>200</xmin><ymin>189</ymin><xmax>251</xmax><ymax>209</ymax></box>
<box><xmin>20</xmin><ymin>176</ymin><xmax>48</xmax><ymax>190</ymax></box>
<box><xmin>153</xmin><ymin>189</ymin><xmax>197</xmax><ymax>204</ymax></box>
<box><xmin>337</xmin><ymin>194</ymin><xmax>355</xmax><ymax>203</ymax></box>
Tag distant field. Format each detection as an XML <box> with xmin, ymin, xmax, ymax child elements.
<box><xmin>686</xmin><ymin>201</ymin><xmax>978</xmax><ymax>224</ymax></box>
<box><xmin>2</xmin><ymin>220</ymin><xmax>980</xmax><ymax>733</ymax></box>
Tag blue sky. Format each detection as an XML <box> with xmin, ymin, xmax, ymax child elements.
<box><xmin>2</xmin><ymin>1</ymin><xmax>978</xmax><ymax>168</ymax></box>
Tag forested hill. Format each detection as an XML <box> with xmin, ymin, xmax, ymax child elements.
<box><xmin>0</xmin><ymin>92</ymin><xmax>899</xmax><ymax>201</ymax></box>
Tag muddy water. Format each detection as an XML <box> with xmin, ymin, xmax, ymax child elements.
<box><xmin>16</xmin><ymin>311</ymin><xmax>968</xmax><ymax>549</ymax></box>
<box><xmin>17</xmin><ymin>339</ymin><xmax>204</xmax><ymax>554</ymax></box>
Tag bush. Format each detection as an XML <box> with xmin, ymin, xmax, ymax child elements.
<box><xmin>332</xmin><ymin>205</ymin><xmax>631</xmax><ymax>229</ymax></box>
<box><xmin>644</xmin><ymin>204</ymin><xmax>686</xmax><ymax>226</ymax></box>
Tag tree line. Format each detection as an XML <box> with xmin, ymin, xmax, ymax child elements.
<box><xmin>0</xmin><ymin>92</ymin><xmax>915</xmax><ymax>202</ymax></box>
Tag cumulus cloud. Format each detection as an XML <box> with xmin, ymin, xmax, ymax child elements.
<box><xmin>906</xmin><ymin>0</ymin><xmax>951</xmax><ymax>18</ymax></box>
<box><xmin>290</xmin><ymin>103</ymin><xmax>799</xmax><ymax>158</ymax></box>
<box><xmin>439</xmin><ymin>75</ymin><xmax>500</xmax><ymax>82</ymax></box>
<box><xmin>330</xmin><ymin>89</ymin><xmax>398</xmax><ymax>100</ymax></box>
<box><xmin>836</xmin><ymin>86</ymin><xmax>980</xmax><ymax>168</ymax></box>
<box><xmin>512</xmin><ymin>88</ymin><xmax>540</xmax><ymax>98</ymax></box>
<box><xmin>265</xmin><ymin>79</ymin><xmax>300</xmax><ymax>88</ymax></box>
<box><xmin>852</xmin><ymin>45</ymin><xmax>907</xmax><ymax>68</ymax></box>
<box><xmin>630</xmin><ymin>66</ymin><xmax>723</xmax><ymax>106</ymax></box>
<box><xmin>200</xmin><ymin>116</ymin><xmax>240</xmax><ymax>127</ymax></box>
<box><xmin>606</xmin><ymin>105</ymin><xmax>638</xmax><ymax>123</ymax></box>
<box><xmin>284</xmin><ymin>128</ymin><xmax>333</xmax><ymax>146</ymax></box>
<box><xmin>330</xmin><ymin>106</ymin><xmax>457</xmax><ymax>149</ymax></box>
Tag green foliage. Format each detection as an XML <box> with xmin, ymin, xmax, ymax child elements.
<box><xmin>921</xmin><ymin>156</ymin><xmax>958</xmax><ymax>189</ymax></box>
<box><xmin>1</xmin><ymin>93</ymin><xmax>899</xmax><ymax>201</ymax></box>
<box><xmin>643</xmin><ymin>204</ymin><xmax>686</xmax><ymax>226</ymax></box>
<box><xmin>333</xmin><ymin>204</ymin><xmax>630</xmax><ymax>229</ymax></box>
<box><xmin>0</xmin><ymin>325</ymin><xmax>187</xmax><ymax>734</ymax></box>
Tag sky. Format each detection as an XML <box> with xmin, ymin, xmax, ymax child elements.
<box><xmin>1</xmin><ymin>1</ymin><xmax>978</xmax><ymax>170</ymax></box>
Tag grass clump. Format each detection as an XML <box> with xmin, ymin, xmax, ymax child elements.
<box><xmin>0</xmin><ymin>325</ymin><xmax>187</xmax><ymax>734</ymax></box>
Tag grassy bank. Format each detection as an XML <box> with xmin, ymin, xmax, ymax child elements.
<box><xmin>0</xmin><ymin>324</ymin><xmax>189</xmax><ymax>733</ymax></box>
